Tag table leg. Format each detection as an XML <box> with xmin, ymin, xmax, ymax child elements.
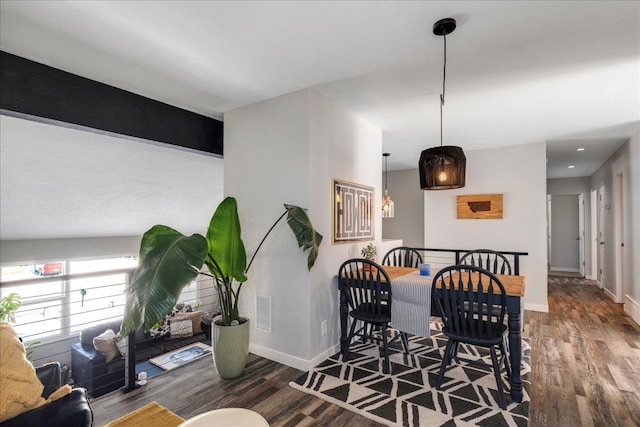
<box><xmin>340</xmin><ymin>289</ymin><xmax>348</xmax><ymax>355</ymax></box>
<box><xmin>507</xmin><ymin>298</ymin><xmax>523</xmax><ymax>403</ymax></box>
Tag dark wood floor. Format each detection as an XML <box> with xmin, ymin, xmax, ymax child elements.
<box><xmin>92</xmin><ymin>276</ymin><xmax>640</xmax><ymax>426</ymax></box>
<box><xmin>526</xmin><ymin>276</ymin><xmax>640</xmax><ymax>427</ymax></box>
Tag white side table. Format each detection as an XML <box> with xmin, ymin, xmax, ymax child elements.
<box><xmin>178</xmin><ymin>408</ymin><xmax>269</xmax><ymax>426</ymax></box>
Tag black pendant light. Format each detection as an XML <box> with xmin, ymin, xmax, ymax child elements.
<box><xmin>419</xmin><ymin>18</ymin><xmax>466</xmax><ymax>190</ymax></box>
<box><xmin>382</xmin><ymin>153</ymin><xmax>394</xmax><ymax>218</ymax></box>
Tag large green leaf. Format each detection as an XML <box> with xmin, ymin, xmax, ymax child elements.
<box><xmin>121</xmin><ymin>225</ymin><xmax>207</xmax><ymax>336</ymax></box>
<box><xmin>205</xmin><ymin>197</ymin><xmax>247</xmax><ymax>283</ymax></box>
<box><xmin>284</xmin><ymin>204</ymin><xmax>323</xmax><ymax>270</ymax></box>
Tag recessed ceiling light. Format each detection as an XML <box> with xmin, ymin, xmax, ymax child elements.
<box><xmin>577</xmin><ymin>148</ymin><xmax>585</xmax><ymax>151</ymax></box>
<box><xmin>568</xmin><ymin>165</ymin><xmax>575</xmax><ymax>169</ymax></box>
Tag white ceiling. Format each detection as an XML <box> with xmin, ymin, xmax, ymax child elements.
<box><xmin>1</xmin><ymin>1</ymin><xmax>638</xmax><ymax>174</ymax></box>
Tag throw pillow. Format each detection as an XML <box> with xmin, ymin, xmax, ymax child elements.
<box><xmin>0</xmin><ymin>322</ymin><xmax>46</xmax><ymax>422</ymax></box>
<box><xmin>93</xmin><ymin>329</ymin><xmax>119</xmax><ymax>362</ymax></box>
<box><xmin>113</xmin><ymin>333</ymin><xmax>128</xmax><ymax>357</ymax></box>
<box><xmin>174</xmin><ymin>310</ymin><xmax>206</xmax><ymax>334</ymax></box>
<box><xmin>149</xmin><ymin>304</ymin><xmax>196</xmax><ymax>338</ymax></box>
<box><xmin>149</xmin><ymin>318</ymin><xmax>170</xmax><ymax>338</ymax></box>
<box><xmin>168</xmin><ymin>318</ymin><xmax>193</xmax><ymax>339</ymax></box>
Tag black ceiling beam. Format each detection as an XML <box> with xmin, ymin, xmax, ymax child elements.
<box><xmin>0</xmin><ymin>51</ymin><xmax>223</xmax><ymax>156</ymax></box>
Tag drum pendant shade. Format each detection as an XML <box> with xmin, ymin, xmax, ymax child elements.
<box><xmin>419</xmin><ymin>146</ymin><xmax>466</xmax><ymax>190</ymax></box>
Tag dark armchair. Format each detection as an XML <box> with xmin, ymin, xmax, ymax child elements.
<box><xmin>0</xmin><ymin>362</ymin><xmax>93</xmax><ymax>427</ymax></box>
<box><xmin>71</xmin><ymin>319</ymin><xmax>127</xmax><ymax>399</ymax></box>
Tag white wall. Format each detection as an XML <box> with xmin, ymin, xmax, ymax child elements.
<box><xmin>224</xmin><ymin>88</ymin><xmax>382</xmax><ymax>369</ymax></box>
<box><xmin>308</xmin><ymin>89</ymin><xmax>382</xmax><ymax>362</ymax></box>
<box><xmin>549</xmin><ymin>194</ymin><xmax>579</xmax><ymax>271</ymax></box>
<box><xmin>547</xmin><ymin>177</ymin><xmax>592</xmax><ymax>275</ymax></box>
<box><xmin>382</xmin><ymin>169</ymin><xmax>424</xmax><ymax>248</ymax></box>
<box><xmin>590</xmin><ymin>128</ymin><xmax>640</xmax><ymax>324</ymax></box>
<box><xmin>423</xmin><ymin>142</ymin><xmax>548</xmax><ymax>312</ymax></box>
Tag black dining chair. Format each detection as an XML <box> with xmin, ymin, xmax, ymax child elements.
<box><xmin>459</xmin><ymin>249</ymin><xmax>512</xmax><ymax>275</ymax></box>
<box><xmin>459</xmin><ymin>249</ymin><xmax>513</xmax><ymax>352</ymax></box>
<box><xmin>338</xmin><ymin>258</ymin><xmax>409</xmax><ymax>374</ymax></box>
<box><xmin>431</xmin><ymin>265</ymin><xmax>511</xmax><ymax>409</ymax></box>
<box><xmin>382</xmin><ymin>247</ymin><xmax>423</xmax><ymax>268</ymax></box>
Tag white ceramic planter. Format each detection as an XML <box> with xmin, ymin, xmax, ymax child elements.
<box><xmin>211</xmin><ymin>317</ymin><xmax>250</xmax><ymax>379</ymax></box>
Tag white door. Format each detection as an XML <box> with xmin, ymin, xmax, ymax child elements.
<box><xmin>547</xmin><ymin>195</ymin><xmax>552</xmax><ymax>265</ymax></box>
<box><xmin>578</xmin><ymin>193</ymin><xmax>585</xmax><ymax>277</ymax></box>
<box><xmin>614</xmin><ymin>173</ymin><xmax>624</xmax><ymax>303</ymax></box>
<box><xmin>598</xmin><ymin>185</ymin><xmax>606</xmax><ymax>289</ymax></box>
<box><xmin>590</xmin><ymin>189</ymin><xmax>598</xmax><ymax>280</ymax></box>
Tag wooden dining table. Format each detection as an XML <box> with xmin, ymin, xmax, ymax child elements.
<box><xmin>338</xmin><ymin>265</ymin><xmax>527</xmax><ymax>403</ymax></box>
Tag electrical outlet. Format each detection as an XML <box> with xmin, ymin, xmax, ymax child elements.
<box><xmin>321</xmin><ymin>320</ymin><xmax>328</xmax><ymax>336</ymax></box>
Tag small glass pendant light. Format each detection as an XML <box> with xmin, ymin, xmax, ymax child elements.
<box><xmin>382</xmin><ymin>153</ymin><xmax>395</xmax><ymax>218</ymax></box>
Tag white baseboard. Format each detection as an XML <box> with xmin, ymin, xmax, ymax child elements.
<box><xmin>249</xmin><ymin>341</ymin><xmax>340</xmax><ymax>372</ymax></box>
<box><xmin>586</xmin><ymin>274</ymin><xmax>594</xmax><ymax>280</ymax></box>
<box><xmin>549</xmin><ymin>267</ymin><xmax>580</xmax><ymax>273</ymax></box>
<box><xmin>249</xmin><ymin>342</ymin><xmax>309</xmax><ymax>371</ymax></box>
<box><xmin>310</xmin><ymin>343</ymin><xmax>341</xmax><ymax>368</ymax></box>
<box><xmin>625</xmin><ymin>295</ymin><xmax>640</xmax><ymax>326</ymax></box>
<box><xmin>603</xmin><ymin>287</ymin><xmax>617</xmax><ymax>301</ymax></box>
<box><xmin>524</xmin><ymin>302</ymin><xmax>549</xmax><ymax>313</ymax></box>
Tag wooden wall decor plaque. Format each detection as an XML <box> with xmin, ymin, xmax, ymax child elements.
<box><xmin>457</xmin><ymin>194</ymin><xmax>503</xmax><ymax>219</ymax></box>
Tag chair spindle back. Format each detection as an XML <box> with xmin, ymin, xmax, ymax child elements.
<box><xmin>459</xmin><ymin>249</ymin><xmax>512</xmax><ymax>275</ymax></box>
<box><xmin>382</xmin><ymin>247</ymin><xmax>423</xmax><ymax>268</ymax></box>
<box><xmin>338</xmin><ymin>259</ymin><xmax>391</xmax><ymax>316</ymax></box>
<box><xmin>432</xmin><ymin>265</ymin><xmax>507</xmax><ymax>339</ymax></box>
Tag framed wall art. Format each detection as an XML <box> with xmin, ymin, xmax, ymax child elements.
<box><xmin>332</xmin><ymin>179</ymin><xmax>374</xmax><ymax>243</ymax></box>
<box><xmin>456</xmin><ymin>194</ymin><xmax>504</xmax><ymax>219</ymax></box>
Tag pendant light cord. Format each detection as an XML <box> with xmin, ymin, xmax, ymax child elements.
<box><xmin>440</xmin><ymin>32</ymin><xmax>447</xmax><ymax>147</ymax></box>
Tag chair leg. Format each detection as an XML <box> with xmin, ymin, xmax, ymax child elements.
<box><xmin>381</xmin><ymin>323</ymin><xmax>390</xmax><ymax>374</ymax></box>
<box><xmin>503</xmin><ymin>334</ymin><xmax>510</xmax><ymax>353</ymax></box>
<box><xmin>452</xmin><ymin>341</ymin><xmax>461</xmax><ymax>364</ymax></box>
<box><xmin>500</xmin><ymin>339</ymin><xmax>511</xmax><ymax>378</ymax></box>
<box><xmin>490</xmin><ymin>346</ymin><xmax>507</xmax><ymax>409</ymax></box>
<box><xmin>342</xmin><ymin>318</ymin><xmax>359</xmax><ymax>363</ymax></box>
<box><xmin>400</xmin><ymin>332</ymin><xmax>410</xmax><ymax>354</ymax></box>
<box><xmin>436</xmin><ymin>339</ymin><xmax>455</xmax><ymax>389</ymax></box>
<box><xmin>361</xmin><ymin>321</ymin><xmax>369</xmax><ymax>343</ymax></box>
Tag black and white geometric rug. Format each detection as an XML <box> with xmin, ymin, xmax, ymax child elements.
<box><xmin>290</xmin><ymin>321</ymin><xmax>530</xmax><ymax>426</ymax></box>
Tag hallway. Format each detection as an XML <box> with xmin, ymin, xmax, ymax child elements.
<box><xmin>526</xmin><ymin>274</ymin><xmax>640</xmax><ymax>426</ymax></box>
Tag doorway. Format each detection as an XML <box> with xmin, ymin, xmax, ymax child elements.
<box><xmin>598</xmin><ymin>184</ymin><xmax>606</xmax><ymax>289</ymax></box>
<box><xmin>548</xmin><ymin>194</ymin><xmax>583</xmax><ymax>274</ymax></box>
<box><xmin>578</xmin><ymin>193</ymin><xmax>585</xmax><ymax>277</ymax></box>
<box><xmin>590</xmin><ymin>189</ymin><xmax>597</xmax><ymax>280</ymax></box>
<box><xmin>614</xmin><ymin>173</ymin><xmax>625</xmax><ymax>303</ymax></box>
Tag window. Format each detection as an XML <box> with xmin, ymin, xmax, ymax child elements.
<box><xmin>0</xmin><ymin>257</ymin><xmax>137</xmax><ymax>343</ymax></box>
<box><xmin>68</xmin><ymin>257</ymin><xmax>138</xmax><ymax>334</ymax></box>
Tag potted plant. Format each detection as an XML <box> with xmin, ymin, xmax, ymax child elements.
<box><xmin>1</xmin><ymin>292</ymin><xmax>39</xmax><ymax>361</ymax></box>
<box><xmin>361</xmin><ymin>242</ymin><xmax>377</xmax><ymax>272</ymax></box>
<box><xmin>121</xmin><ymin>197</ymin><xmax>322</xmax><ymax>378</ymax></box>
<box><xmin>0</xmin><ymin>292</ymin><xmax>22</xmax><ymax>323</ymax></box>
